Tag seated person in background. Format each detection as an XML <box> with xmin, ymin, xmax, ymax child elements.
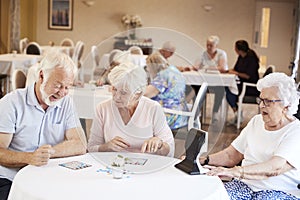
<box><xmin>158</xmin><ymin>41</ymin><xmax>176</xmax><ymax>60</ymax></box>
<box><xmin>226</xmin><ymin>40</ymin><xmax>260</xmax><ymax>123</ymax></box>
<box><xmin>191</xmin><ymin>35</ymin><xmax>228</xmax><ymax>123</ymax></box>
<box><xmin>128</xmin><ymin>46</ymin><xmax>143</xmax><ymax>55</ymax></box>
<box><xmin>96</xmin><ymin>49</ymin><xmax>123</xmax><ymax>86</ymax></box>
<box><xmin>144</xmin><ymin>53</ymin><xmax>188</xmax><ymax>130</ymax></box>
<box><xmin>0</xmin><ymin>52</ymin><xmax>87</xmax><ymax>199</ymax></box>
<box><xmin>88</xmin><ymin>62</ymin><xmax>174</xmax><ymax>157</ymax></box>
<box><xmin>201</xmin><ymin>73</ymin><xmax>300</xmax><ymax>199</ymax></box>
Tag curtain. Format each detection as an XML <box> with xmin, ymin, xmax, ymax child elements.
<box><xmin>9</xmin><ymin>0</ymin><xmax>20</xmax><ymax>52</ymax></box>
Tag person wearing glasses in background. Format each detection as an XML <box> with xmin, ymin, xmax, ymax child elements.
<box><xmin>199</xmin><ymin>73</ymin><xmax>300</xmax><ymax>199</ymax></box>
<box><xmin>88</xmin><ymin>62</ymin><xmax>174</xmax><ymax>157</ymax></box>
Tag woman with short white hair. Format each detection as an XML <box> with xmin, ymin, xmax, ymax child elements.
<box><xmin>88</xmin><ymin>62</ymin><xmax>174</xmax><ymax>157</ymax></box>
<box><xmin>201</xmin><ymin>73</ymin><xmax>300</xmax><ymax>199</ymax></box>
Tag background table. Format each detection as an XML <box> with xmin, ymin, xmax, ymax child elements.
<box><xmin>0</xmin><ymin>54</ymin><xmax>42</xmax><ymax>92</ymax></box>
<box><xmin>183</xmin><ymin>70</ymin><xmax>238</xmax><ymax>123</ymax></box>
<box><xmin>182</xmin><ymin>70</ymin><xmax>238</xmax><ymax>95</ymax></box>
<box><xmin>0</xmin><ymin>54</ymin><xmax>41</xmax><ymax>76</ymax></box>
<box><xmin>8</xmin><ymin>153</ymin><xmax>229</xmax><ymax>200</ymax></box>
<box><xmin>69</xmin><ymin>85</ymin><xmax>112</xmax><ymax>119</ymax></box>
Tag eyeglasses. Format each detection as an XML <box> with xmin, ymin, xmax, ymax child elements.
<box><xmin>256</xmin><ymin>97</ymin><xmax>282</xmax><ymax>107</ymax></box>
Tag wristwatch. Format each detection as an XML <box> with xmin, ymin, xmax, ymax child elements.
<box><xmin>203</xmin><ymin>155</ymin><xmax>210</xmax><ymax>165</ymax></box>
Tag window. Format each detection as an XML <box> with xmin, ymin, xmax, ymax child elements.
<box><xmin>260</xmin><ymin>7</ymin><xmax>271</xmax><ymax>48</ymax></box>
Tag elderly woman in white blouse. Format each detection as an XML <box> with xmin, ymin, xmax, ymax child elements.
<box><xmin>201</xmin><ymin>73</ymin><xmax>300</xmax><ymax>199</ymax></box>
<box><xmin>88</xmin><ymin>62</ymin><xmax>174</xmax><ymax>157</ymax></box>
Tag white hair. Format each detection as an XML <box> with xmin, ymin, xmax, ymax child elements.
<box><xmin>39</xmin><ymin>52</ymin><xmax>77</xmax><ymax>81</ymax></box>
<box><xmin>162</xmin><ymin>41</ymin><xmax>176</xmax><ymax>53</ymax></box>
<box><xmin>108</xmin><ymin>62</ymin><xmax>147</xmax><ymax>94</ymax></box>
<box><xmin>257</xmin><ymin>72</ymin><xmax>299</xmax><ymax>116</ymax></box>
<box><xmin>108</xmin><ymin>49</ymin><xmax>123</xmax><ymax>65</ymax></box>
<box><xmin>146</xmin><ymin>53</ymin><xmax>169</xmax><ymax>80</ymax></box>
<box><xmin>207</xmin><ymin>35</ymin><xmax>220</xmax><ymax>45</ymax></box>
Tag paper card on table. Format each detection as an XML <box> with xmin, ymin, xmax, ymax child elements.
<box><xmin>125</xmin><ymin>157</ymin><xmax>148</xmax><ymax>166</ymax></box>
<box><xmin>59</xmin><ymin>161</ymin><xmax>92</xmax><ymax>170</ymax></box>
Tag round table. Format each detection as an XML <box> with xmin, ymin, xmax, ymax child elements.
<box><xmin>8</xmin><ymin>153</ymin><xmax>229</xmax><ymax>200</ymax></box>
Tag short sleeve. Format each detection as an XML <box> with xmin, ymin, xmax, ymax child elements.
<box><xmin>151</xmin><ymin>102</ymin><xmax>174</xmax><ymax>157</ymax></box>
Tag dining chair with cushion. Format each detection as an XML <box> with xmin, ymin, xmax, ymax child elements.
<box><xmin>60</xmin><ymin>38</ymin><xmax>74</xmax><ymax>47</ymax></box>
<box><xmin>11</xmin><ymin>69</ymin><xmax>27</xmax><ymax>90</ymax></box>
<box><xmin>25</xmin><ymin>42</ymin><xmax>41</xmax><ymax>55</ymax></box>
<box><xmin>236</xmin><ymin>65</ymin><xmax>275</xmax><ymax>129</ymax></box>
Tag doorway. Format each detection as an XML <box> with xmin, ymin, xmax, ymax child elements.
<box><xmin>253</xmin><ymin>0</ymin><xmax>297</xmax><ymax>75</ymax></box>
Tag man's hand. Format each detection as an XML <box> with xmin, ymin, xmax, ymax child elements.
<box><xmin>28</xmin><ymin>145</ymin><xmax>55</xmax><ymax>166</ymax></box>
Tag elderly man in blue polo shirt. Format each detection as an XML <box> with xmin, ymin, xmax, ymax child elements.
<box><xmin>0</xmin><ymin>52</ymin><xmax>87</xmax><ymax>199</ymax></box>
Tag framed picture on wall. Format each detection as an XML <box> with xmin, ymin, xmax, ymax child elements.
<box><xmin>48</xmin><ymin>0</ymin><xmax>73</xmax><ymax>30</ymax></box>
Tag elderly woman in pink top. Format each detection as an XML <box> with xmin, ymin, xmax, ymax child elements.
<box><xmin>87</xmin><ymin>62</ymin><xmax>174</xmax><ymax>157</ymax></box>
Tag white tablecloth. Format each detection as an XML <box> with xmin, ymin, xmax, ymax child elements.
<box><xmin>0</xmin><ymin>54</ymin><xmax>42</xmax><ymax>76</ymax></box>
<box><xmin>8</xmin><ymin>153</ymin><xmax>229</xmax><ymax>200</ymax></box>
<box><xmin>40</xmin><ymin>46</ymin><xmax>74</xmax><ymax>57</ymax></box>
<box><xmin>182</xmin><ymin>70</ymin><xmax>238</xmax><ymax>95</ymax></box>
<box><xmin>69</xmin><ymin>85</ymin><xmax>112</xmax><ymax>119</ymax></box>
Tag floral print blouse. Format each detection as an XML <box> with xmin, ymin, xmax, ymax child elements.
<box><xmin>150</xmin><ymin>65</ymin><xmax>188</xmax><ymax>130</ymax></box>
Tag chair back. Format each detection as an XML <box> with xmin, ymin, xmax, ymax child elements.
<box><xmin>12</xmin><ymin>69</ymin><xmax>26</xmax><ymax>90</ymax></box>
<box><xmin>25</xmin><ymin>42</ymin><xmax>41</xmax><ymax>55</ymax></box>
<box><xmin>163</xmin><ymin>82</ymin><xmax>208</xmax><ymax>131</ymax></box>
<box><xmin>60</xmin><ymin>38</ymin><xmax>74</xmax><ymax>47</ymax></box>
<box><xmin>19</xmin><ymin>38</ymin><xmax>29</xmax><ymax>54</ymax></box>
<box><xmin>263</xmin><ymin>65</ymin><xmax>275</xmax><ymax>77</ymax></box>
<box><xmin>72</xmin><ymin>41</ymin><xmax>84</xmax><ymax>68</ymax></box>
<box><xmin>189</xmin><ymin>82</ymin><xmax>208</xmax><ymax>130</ymax></box>
<box><xmin>90</xmin><ymin>45</ymin><xmax>101</xmax><ymax>81</ymax></box>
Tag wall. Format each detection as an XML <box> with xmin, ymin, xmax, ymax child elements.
<box><xmin>0</xmin><ymin>0</ymin><xmax>10</xmax><ymax>54</ymax></box>
<box><xmin>34</xmin><ymin>0</ymin><xmax>256</xmax><ymax>68</ymax></box>
<box><xmin>20</xmin><ymin>0</ymin><xmax>37</xmax><ymax>40</ymax></box>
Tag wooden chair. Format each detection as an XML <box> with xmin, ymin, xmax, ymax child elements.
<box><xmin>60</xmin><ymin>38</ymin><xmax>74</xmax><ymax>47</ymax></box>
<box><xmin>11</xmin><ymin>69</ymin><xmax>27</xmax><ymax>90</ymax></box>
<box><xmin>25</xmin><ymin>42</ymin><xmax>41</xmax><ymax>55</ymax></box>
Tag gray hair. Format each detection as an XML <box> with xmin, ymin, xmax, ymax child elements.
<box><xmin>257</xmin><ymin>72</ymin><xmax>299</xmax><ymax>116</ymax></box>
<box><xmin>146</xmin><ymin>52</ymin><xmax>169</xmax><ymax>73</ymax></box>
<box><xmin>207</xmin><ymin>35</ymin><xmax>220</xmax><ymax>45</ymax></box>
<box><xmin>39</xmin><ymin>52</ymin><xmax>77</xmax><ymax>81</ymax></box>
<box><xmin>162</xmin><ymin>41</ymin><xmax>176</xmax><ymax>53</ymax></box>
<box><xmin>108</xmin><ymin>49</ymin><xmax>123</xmax><ymax>65</ymax></box>
<box><xmin>108</xmin><ymin>62</ymin><xmax>147</xmax><ymax>94</ymax></box>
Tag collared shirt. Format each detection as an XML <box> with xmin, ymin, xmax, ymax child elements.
<box><xmin>0</xmin><ymin>84</ymin><xmax>80</xmax><ymax>180</ymax></box>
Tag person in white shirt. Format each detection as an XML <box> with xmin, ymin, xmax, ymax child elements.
<box><xmin>200</xmin><ymin>73</ymin><xmax>300</xmax><ymax>199</ymax></box>
<box><xmin>88</xmin><ymin>62</ymin><xmax>174</xmax><ymax>157</ymax></box>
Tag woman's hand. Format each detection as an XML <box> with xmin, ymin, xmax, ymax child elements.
<box><xmin>96</xmin><ymin>79</ymin><xmax>104</xmax><ymax>86</ymax></box>
<box><xmin>141</xmin><ymin>137</ymin><xmax>163</xmax><ymax>154</ymax></box>
<box><xmin>103</xmin><ymin>136</ymin><xmax>130</xmax><ymax>152</ymax></box>
<box><xmin>206</xmin><ymin>165</ymin><xmax>241</xmax><ymax>179</ymax></box>
<box><xmin>227</xmin><ymin>69</ymin><xmax>239</xmax><ymax>75</ymax></box>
